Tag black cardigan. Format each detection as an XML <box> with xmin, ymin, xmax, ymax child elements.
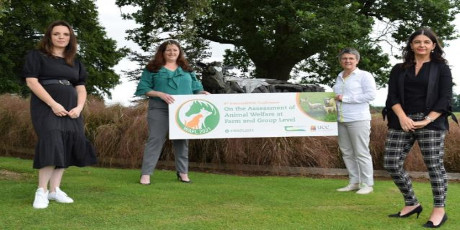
<box><xmin>382</xmin><ymin>62</ymin><xmax>457</xmax><ymax>130</ymax></box>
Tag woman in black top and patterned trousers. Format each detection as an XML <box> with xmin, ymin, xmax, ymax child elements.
<box><xmin>23</xmin><ymin>21</ymin><xmax>96</xmax><ymax>209</ymax></box>
<box><xmin>383</xmin><ymin>28</ymin><xmax>456</xmax><ymax>228</ymax></box>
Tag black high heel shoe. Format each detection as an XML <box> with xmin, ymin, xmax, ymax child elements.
<box><xmin>423</xmin><ymin>214</ymin><xmax>447</xmax><ymax>228</ymax></box>
<box><xmin>389</xmin><ymin>205</ymin><xmax>423</xmax><ymax>218</ymax></box>
<box><xmin>176</xmin><ymin>172</ymin><xmax>191</xmax><ymax>183</ymax></box>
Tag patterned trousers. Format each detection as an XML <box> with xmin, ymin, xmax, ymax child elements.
<box><xmin>384</xmin><ymin>121</ymin><xmax>447</xmax><ymax>207</ymax></box>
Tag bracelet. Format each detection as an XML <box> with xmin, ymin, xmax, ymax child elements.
<box><xmin>425</xmin><ymin>116</ymin><xmax>434</xmax><ymax>123</ymax></box>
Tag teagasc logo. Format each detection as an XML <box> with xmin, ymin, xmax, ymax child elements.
<box><xmin>176</xmin><ymin>99</ymin><xmax>220</xmax><ymax>135</ymax></box>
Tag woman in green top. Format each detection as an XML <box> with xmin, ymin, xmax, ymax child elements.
<box><xmin>135</xmin><ymin>40</ymin><xmax>209</xmax><ymax>185</ymax></box>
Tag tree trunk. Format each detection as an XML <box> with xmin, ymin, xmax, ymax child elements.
<box><xmin>253</xmin><ymin>57</ymin><xmax>299</xmax><ymax>81</ymax></box>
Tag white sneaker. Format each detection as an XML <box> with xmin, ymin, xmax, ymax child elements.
<box><xmin>48</xmin><ymin>187</ymin><xmax>74</xmax><ymax>203</ymax></box>
<box><xmin>33</xmin><ymin>188</ymin><xmax>49</xmax><ymax>209</ymax></box>
<box><xmin>336</xmin><ymin>183</ymin><xmax>360</xmax><ymax>192</ymax></box>
<box><xmin>356</xmin><ymin>184</ymin><xmax>373</xmax><ymax>194</ymax></box>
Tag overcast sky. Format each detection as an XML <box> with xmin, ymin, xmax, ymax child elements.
<box><xmin>96</xmin><ymin>0</ymin><xmax>460</xmax><ymax>107</ymax></box>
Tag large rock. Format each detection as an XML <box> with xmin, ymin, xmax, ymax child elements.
<box><xmin>198</xmin><ymin>62</ymin><xmax>324</xmax><ymax>93</ymax></box>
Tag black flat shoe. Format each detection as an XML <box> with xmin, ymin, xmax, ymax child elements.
<box><xmin>423</xmin><ymin>214</ymin><xmax>447</xmax><ymax>228</ymax></box>
<box><xmin>176</xmin><ymin>172</ymin><xmax>191</xmax><ymax>183</ymax></box>
<box><xmin>389</xmin><ymin>205</ymin><xmax>423</xmax><ymax>218</ymax></box>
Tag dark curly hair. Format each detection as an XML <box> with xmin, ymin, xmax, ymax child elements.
<box><xmin>402</xmin><ymin>27</ymin><xmax>447</xmax><ymax>69</ymax></box>
<box><xmin>146</xmin><ymin>40</ymin><xmax>193</xmax><ymax>72</ymax></box>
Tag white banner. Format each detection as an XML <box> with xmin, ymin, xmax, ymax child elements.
<box><xmin>168</xmin><ymin>92</ymin><xmax>338</xmax><ymax>139</ymax></box>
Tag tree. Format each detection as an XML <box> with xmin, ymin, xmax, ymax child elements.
<box><xmin>453</xmin><ymin>93</ymin><xmax>460</xmax><ymax>112</ymax></box>
<box><xmin>0</xmin><ymin>0</ymin><xmax>127</xmax><ymax>97</ymax></box>
<box><xmin>0</xmin><ymin>0</ymin><xmax>8</xmax><ymax>36</ymax></box>
<box><xmin>116</xmin><ymin>0</ymin><xmax>460</xmax><ymax>87</ymax></box>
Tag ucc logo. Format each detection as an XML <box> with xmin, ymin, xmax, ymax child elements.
<box><xmin>175</xmin><ymin>99</ymin><xmax>220</xmax><ymax>135</ymax></box>
<box><xmin>310</xmin><ymin>125</ymin><xmax>331</xmax><ymax>131</ymax></box>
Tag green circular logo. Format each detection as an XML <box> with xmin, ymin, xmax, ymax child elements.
<box><xmin>176</xmin><ymin>99</ymin><xmax>220</xmax><ymax>135</ymax></box>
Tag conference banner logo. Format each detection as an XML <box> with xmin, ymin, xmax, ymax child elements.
<box><xmin>175</xmin><ymin>99</ymin><xmax>220</xmax><ymax>135</ymax></box>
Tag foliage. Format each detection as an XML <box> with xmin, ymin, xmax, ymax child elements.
<box><xmin>115</xmin><ymin>0</ymin><xmax>211</xmax><ymax>82</ymax></box>
<box><xmin>299</xmin><ymin>37</ymin><xmax>392</xmax><ymax>88</ymax></box>
<box><xmin>2</xmin><ymin>156</ymin><xmax>460</xmax><ymax>229</ymax></box>
<box><xmin>0</xmin><ymin>0</ymin><xmax>9</xmax><ymax>36</ymax></box>
<box><xmin>0</xmin><ymin>0</ymin><xmax>127</xmax><ymax>97</ymax></box>
<box><xmin>115</xmin><ymin>0</ymin><xmax>460</xmax><ymax>87</ymax></box>
<box><xmin>223</xmin><ymin>46</ymin><xmax>254</xmax><ymax>77</ymax></box>
<box><xmin>122</xmin><ymin>39</ymin><xmax>211</xmax><ymax>83</ymax></box>
<box><xmin>453</xmin><ymin>93</ymin><xmax>460</xmax><ymax>112</ymax></box>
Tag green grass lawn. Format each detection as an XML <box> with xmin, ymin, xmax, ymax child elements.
<box><xmin>1</xmin><ymin>156</ymin><xmax>458</xmax><ymax>230</ymax></box>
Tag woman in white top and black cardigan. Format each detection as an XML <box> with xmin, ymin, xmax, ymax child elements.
<box><xmin>383</xmin><ymin>28</ymin><xmax>456</xmax><ymax>228</ymax></box>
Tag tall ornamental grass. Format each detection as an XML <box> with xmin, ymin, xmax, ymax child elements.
<box><xmin>1</xmin><ymin>94</ymin><xmax>459</xmax><ymax>172</ymax></box>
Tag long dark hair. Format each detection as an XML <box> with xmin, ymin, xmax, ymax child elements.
<box><xmin>38</xmin><ymin>20</ymin><xmax>77</xmax><ymax>66</ymax></box>
<box><xmin>146</xmin><ymin>40</ymin><xmax>193</xmax><ymax>72</ymax></box>
<box><xmin>402</xmin><ymin>27</ymin><xmax>447</xmax><ymax>69</ymax></box>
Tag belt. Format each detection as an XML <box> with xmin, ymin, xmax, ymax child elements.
<box><xmin>407</xmin><ymin>112</ymin><xmax>425</xmax><ymax>116</ymax></box>
<box><xmin>40</xmin><ymin>79</ymin><xmax>72</xmax><ymax>86</ymax></box>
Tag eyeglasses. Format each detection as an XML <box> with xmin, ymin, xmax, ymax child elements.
<box><xmin>341</xmin><ymin>57</ymin><xmax>356</xmax><ymax>61</ymax></box>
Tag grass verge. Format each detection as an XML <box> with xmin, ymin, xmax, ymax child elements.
<box><xmin>0</xmin><ymin>156</ymin><xmax>458</xmax><ymax>230</ymax></box>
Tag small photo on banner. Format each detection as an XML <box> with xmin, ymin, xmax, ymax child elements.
<box><xmin>297</xmin><ymin>92</ymin><xmax>337</xmax><ymax>122</ymax></box>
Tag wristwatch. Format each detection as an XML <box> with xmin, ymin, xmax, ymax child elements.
<box><xmin>424</xmin><ymin>116</ymin><xmax>434</xmax><ymax>123</ymax></box>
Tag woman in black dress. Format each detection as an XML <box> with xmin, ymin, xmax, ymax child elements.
<box><xmin>23</xmin><ymin>20</ymin><xmax>96</xmax><ymax>209</ymax></box>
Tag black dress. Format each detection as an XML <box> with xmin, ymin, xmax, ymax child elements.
<box><xmin>23</xmin><ymin>50</ymin><xmax>97</xmax><ymax>169</ymax></box>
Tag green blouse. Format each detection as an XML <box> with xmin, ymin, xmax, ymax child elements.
<box><xmin>134</xmin><ymin>66</ymin><xmax>204</xmax><ymax>97</ymax></box>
